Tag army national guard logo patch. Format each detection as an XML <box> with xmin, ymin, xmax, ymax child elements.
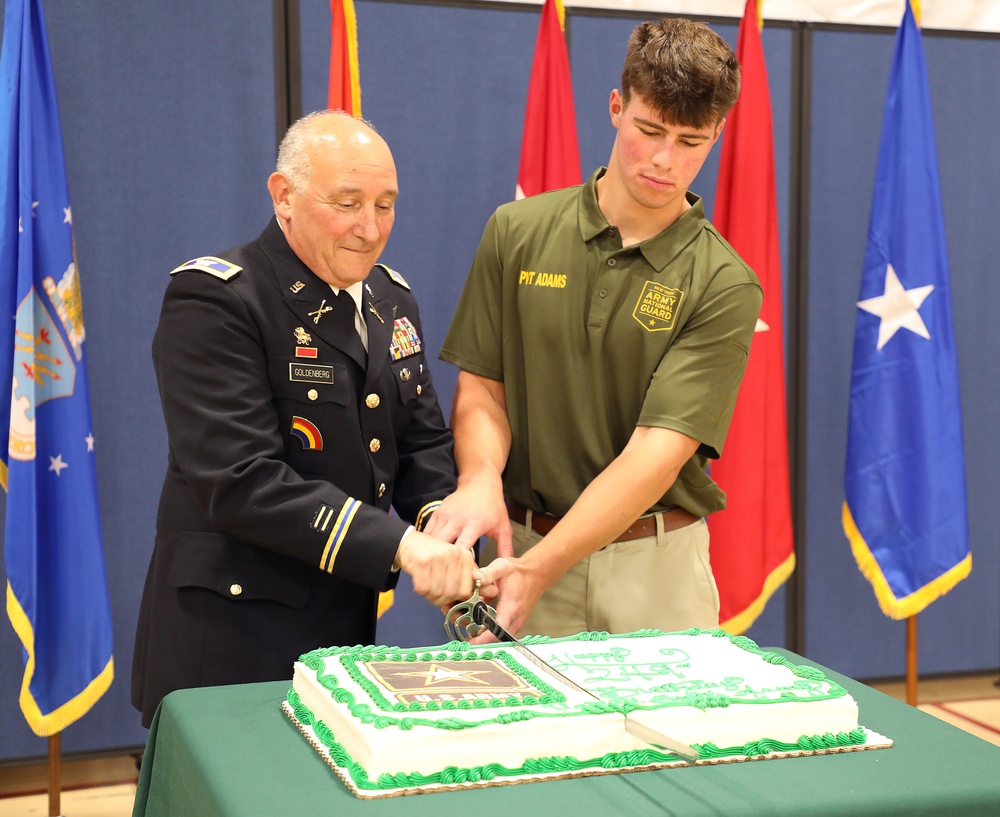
<box><xmin>633</xmin><ymin>281</ymin><xmax>684</xmax><ymax>332</ymax></box>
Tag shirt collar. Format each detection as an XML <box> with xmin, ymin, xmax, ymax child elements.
<box><xmin>577</xmin><ymin>167</ymin><xmax>708</xmax><ymax>272</ymax></box>
<box><xmin>329</xmin><ymin>281</ymin><xmax>365</xmax><ymax>316</ymax></box>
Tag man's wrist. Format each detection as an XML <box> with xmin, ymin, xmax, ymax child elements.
<box><xmin>392</xmin><ymin>525</ymin><xmax>416</xmax><ymax>572</ymax></box>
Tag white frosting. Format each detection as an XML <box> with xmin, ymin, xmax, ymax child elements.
<box><xmin>291</xmin><ymin>631</ymin><xmax>859</xmax><ymax>783</ymax></box>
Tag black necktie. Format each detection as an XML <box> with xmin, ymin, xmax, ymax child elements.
<box><xmin>331</xmin><ymin>291</ymin><xmax>367</xmax><ymax>368</ymax></box>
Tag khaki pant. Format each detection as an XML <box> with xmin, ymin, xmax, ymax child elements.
<box><xmin>481</xmin><ymin>514</ymin><xmax>719</xmax><ymax>637</ymax></box>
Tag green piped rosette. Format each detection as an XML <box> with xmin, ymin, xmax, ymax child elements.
<box><xmin>281</xmin><ymin>628</ymin><xmax>891</xmax><ymax>798</ymax></box>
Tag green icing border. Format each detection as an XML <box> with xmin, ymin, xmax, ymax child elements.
<box><xmin>287</xmin><ymin>688</ymin><xmax>867</xmax><ymax>792</ymax></box>
<box><xmin>291</xmin><ymin>629</ymin><xmax>866</xmax><ymax>791</ymax></box>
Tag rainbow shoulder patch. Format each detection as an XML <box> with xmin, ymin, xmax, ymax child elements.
<box><xmin>290</xmin><ymin>416</ymin><xmax>323</xmax><ymax>450</ymax></box>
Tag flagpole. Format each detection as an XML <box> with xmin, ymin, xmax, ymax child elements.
<box><xmin>48</xmin><ymin>733</ymin><xmax>61</xmax><ymax>816</ymax></box>
<box><xmin>906</xmin><ymin>615</ymin><xmax>918</xmax><ymax>706</ymax></box>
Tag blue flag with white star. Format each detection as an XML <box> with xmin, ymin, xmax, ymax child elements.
<box><xmin>843</xmin><ymin>0</ymin><xmax>970</xmax><ymax>619</ymax></box>
<box><xmin>0</xmin><ymin>0</ymin><xmax>114</xmax><ymax>735</ymax></box>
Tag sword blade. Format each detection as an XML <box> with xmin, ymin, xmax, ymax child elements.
<box><xmin>471</xmin><ymin>602</ymin><xmax>699</xmax><ymax>763</ymax></box>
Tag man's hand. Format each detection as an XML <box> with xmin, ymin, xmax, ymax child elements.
<box><xmin>422</xmin><ymin>472</ymin><xmax>513</xmax><ymax>557</ymax></box>
<box><xmin>427</xmin><ymin>370</ymin><xmax>514</xmax><ymax>556</ymax></box>
<box><xmin>467</xmin><ymin>555</ymin><xmax>543</xmax><ymax>643</ymax></box>
<box><xmin>395</xmin><ymin>531</ymin><xmax>478</xmax><ymax>607</ymax></box>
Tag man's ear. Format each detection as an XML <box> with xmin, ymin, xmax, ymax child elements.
<box><xmin>267</xmin><ymin>172</ymin><xmax>293</xmax><ymax>218</ymax></box>
<box><xmin>712</xmin><ymin>118</ymin><xmax>726</xmax><ymax>145</ymax></box>
<box><xmin>609</xmin><ymin>89</ymin><xmax>624</xmax><ymax>128</ymax></box>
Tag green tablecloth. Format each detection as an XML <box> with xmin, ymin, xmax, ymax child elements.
<box><xmin>132</xmin><ymin>651</ymin><xmax>1000</xmax><ymax>817</ymax></box>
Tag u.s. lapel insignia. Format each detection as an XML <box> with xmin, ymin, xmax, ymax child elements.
<box><xmin>308</xmin><ymin>299</ymin><xmax>333</xmax><ymax>325</ymax></box>
<box><xmin>290</xmin><ymin>280</ymin><xmax>306</xmax><ymax>294</ymax></box>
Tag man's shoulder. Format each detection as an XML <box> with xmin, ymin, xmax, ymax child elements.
<box><xmin>169</xmin><ymin>254</ymin><xmax>243</xmax><ymax>281</ymax></box>
<box><xmin>372</xmin><ymin>262</ymin><xmax>411</xmax><ymax>291</ymax></box>
<box><xmin>698</xmin><ymin>221</ymin><xmax>761</xmax><ymax>289</ymax></box>
<box><xmin>495</xmin><ymin>183</ymin><xmax>582</xmax><ymax>223</ymax></box>
<box><xmin>166</xmin><ymin>232</ymin><xmax>269</xmax><ymax>290</ymax></box>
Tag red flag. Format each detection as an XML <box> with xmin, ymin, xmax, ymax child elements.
<box><xmin>709</xmin><ymin>0</ymin><xmax>794</xmax><ymax>634</ymax></box>
<box><xmin>329</xmin><ymin>0</ymin><xmax>392</xmax><ymax>616</ymax></box>
<box><xmin>515</xmin><ymin>0</ymin><xmax>581</xmax><ymax>198</ymax></box>
<box><xmin>329</xmin><ymin>0</ymin><xmax>361</xmax><ymax>115</ymax></box>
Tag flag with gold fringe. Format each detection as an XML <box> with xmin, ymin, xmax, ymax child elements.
<box><xmin>327</xmin><ymin>0</ymin><xmax>394</xmax><ymax>617</ymax></box>
<box><xmin>710</xmin><ymin>0</ymin><xmax>795</xmax><ymax>634</ymax></box>
<box><xmin>515</xmin><ymin>0</ymin><xmax>580</xmax><ymax>199</ymax></box>
<box><xmin>1</xmin><ymin>0</ymin><xmax>114</xmax><ymax>736</ymax></box>
<box><xmin>329</xmin><ymin>0</ymin><xmax>361</xmax><ymax>115</ymax></box>
<box><xmin>843</xmin><ymin>0</ymin><xmax>970</xmax><ymax>618</ymax></box>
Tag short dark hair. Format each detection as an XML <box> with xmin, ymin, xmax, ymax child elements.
<box><xmin>621</xmin><ymin>18</ymin><xmax>741</xmax><ymax>129</ymax></box>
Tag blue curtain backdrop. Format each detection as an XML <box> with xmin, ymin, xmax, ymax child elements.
<box><xmin>0</xmin><ymin>0</ymin><xmax>998</xmax><ymax>762</ymax></box>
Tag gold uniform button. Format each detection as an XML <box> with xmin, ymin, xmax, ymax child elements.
<box><xmin>416</xmin><ymin>384</ymin><xmax>422</xmax><ymax>395</ymax></box>
<box><xmin>369</xmin><ymin>438</ymin><xmax>381</xmax><ymax>453</ymax></box>
<box><xmin>307</xmin><ymin>388</ymin><xmax>319</xmax><ymax>401</ymax></box>
<box><xmin>365</xmin><ymin>393</ymin><xmax>380</xmax><ymax>409</ymax></box>
<box><xmin>400</xmin><ymin>367</ymin><xmax>411</xmax><ymax>382</ymax></box>
<box><xmin>229</xmin><ymin>584</ymin><xmax>243</xmax><ymax>596</ymax></box>
<box><xmin>377</xmin><ymin>483</ymin><xmax>386</xmax><ymax>497</ymax></box>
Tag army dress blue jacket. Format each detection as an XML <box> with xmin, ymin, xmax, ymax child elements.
<box><xmin>131</xmin><ymin>219</ymin><xmax>455</xmax><ymax>726</ymax></box>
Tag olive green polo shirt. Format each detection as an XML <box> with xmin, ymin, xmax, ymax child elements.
<box><xmin>441</xmin><ymin>169</ymin><xmax>762</xmax><ymax>518</ymax></box>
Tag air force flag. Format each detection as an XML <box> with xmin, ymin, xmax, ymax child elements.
<box><xmin>843</xmin><ymin>1</ymin><xmax>970</xmax><ymax>619</ymax></box>
<box><xmin>1</xmin><ymin>0</ymin><xmax>114</xmax><ymax>735</ymax></box>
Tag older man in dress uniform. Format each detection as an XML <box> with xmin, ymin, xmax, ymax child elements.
<box><xmin>132</xmin><ymin>111</ymin><xmax>480</xmax><ymax>726</ymax></box>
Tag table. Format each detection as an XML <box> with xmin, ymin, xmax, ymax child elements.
<box><xmin>131</xmin><ymin>651</ymin><xmax>1000</xmax><ymax>816</ymax></box>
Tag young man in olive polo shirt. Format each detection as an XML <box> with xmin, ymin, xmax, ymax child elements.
<box><xmin>428</xmin><ymin>18</ymin><xmax>763</xmax><ymax>638</ymax></box>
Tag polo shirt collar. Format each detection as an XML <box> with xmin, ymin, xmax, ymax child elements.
<box><xmin>578</xmin><ymin>167</ymin><xmax>707</xmax><ymax>272</ymax></box>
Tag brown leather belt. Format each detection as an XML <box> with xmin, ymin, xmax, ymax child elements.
<box><xmin>505</xmin><ymin>498</ymin><xmax>700</xmax><ymax>543</ymax></box>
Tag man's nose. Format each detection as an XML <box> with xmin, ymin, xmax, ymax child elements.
<box><xmin>352</xmin><ymin>207</ymin><xmax>381</xmax><ymax>241</ymax></box>
<box><xmin>650</xmin><ymin>140</ymin><xmax>675</xmax><ymax>169</ymax></box>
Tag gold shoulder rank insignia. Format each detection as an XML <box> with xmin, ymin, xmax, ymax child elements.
<box><xmin>375</xmin><ymin>263</ymin><xmax>410</xmax><ymax>291</ymax></box>
<box><xmin>170</xmin><ymin>256</ymin><xmax>243</xmax><ymax>280</ymax></box>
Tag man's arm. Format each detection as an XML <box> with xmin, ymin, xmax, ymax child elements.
<box><xmin>480</xmin><ymin>424</ymin><xmax>700</xmax><ymax>636</ymax></box>
<box><xmin>423</xmin><ymin>370</ymin><xmax>514</xmax><ymax>556</ymax></box>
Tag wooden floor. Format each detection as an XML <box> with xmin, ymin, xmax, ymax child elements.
<box><xmin>1</xmin><ymin>674</ymin><xmax>998</xmax><ymax>816</ymax></box>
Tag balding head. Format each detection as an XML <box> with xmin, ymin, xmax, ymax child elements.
<box><xmin>267</xmin><ymin>110</ymin><xmax>398</xmax><ymax>287</ymax></box>
<box><xmin>275</xmin><ymin>110</ymin><xmax>393</xmax><ymax>192</ymax></box>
